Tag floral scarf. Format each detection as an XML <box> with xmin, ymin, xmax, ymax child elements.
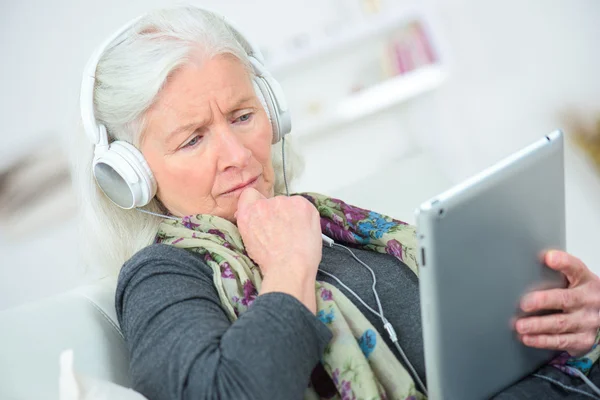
<box><xmin>156</xmin><ymin>193</ymin><xmax>599</xmax><ymax>399</ymax></box>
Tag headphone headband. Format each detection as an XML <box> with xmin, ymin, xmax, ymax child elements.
<box><xmin>80</xmin><ymin>16</ymin><xmax>142</xmax><ymax>145</ymax></box>
<box><xmin>80</xmin><ymin>8</ymin><xmax>276</xmax><ymax>145</ymax></box>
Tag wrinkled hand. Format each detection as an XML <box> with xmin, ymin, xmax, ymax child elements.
<box><xmin>235</xmin><ymin>188</ymin><xmax>322</xmax><ymax>278</ymax></box>
<box><xmin>516</xmin><ymin>250</ymin><xmax>600</xmax><ymax>356</ymax></box>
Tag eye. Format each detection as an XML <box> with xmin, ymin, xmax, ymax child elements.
<box><xmin>183</xmin><ymin>135</ymin><xmax>202</xmax><ymax>149</ymax></box>
<box><xmin>235</xmin><ymin>112</ymin><xmax>253</xmax><ymax>124</ymax></box>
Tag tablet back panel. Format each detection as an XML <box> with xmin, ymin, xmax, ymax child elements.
<box><xmin>416</xmin><ymin>130</ymin><xmax>566</xmax><ymax>400</ymax></box>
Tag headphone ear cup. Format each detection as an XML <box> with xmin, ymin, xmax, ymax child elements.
<box><xmin>253</xmin><ymin>76</ymin><xmax>280</xmax><ymax>143</ymax></box>
<box><xmin>259</xmin><ymin>73</ymin><xmax>291</xmax><ymax>140</ymax></box>
<box><xmin>252</xmin><ymin>80</ymin><xmax>271</xmax><ymax>122</ymax></box>
<box><xmin>92</xmin><ymin>141</ymin><xmax>156</xmax><ymax>209</ymax></box>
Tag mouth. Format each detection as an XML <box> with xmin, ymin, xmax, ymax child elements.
<box><xmin>221</xmin><ymin>175</ymin><xmax>260</xmax><ymax>196</ymax></box>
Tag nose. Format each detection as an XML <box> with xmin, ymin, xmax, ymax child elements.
<box><xmin>215</xmin><ymin>123</ymin><xmax>252</xmax><ymax>171</ymax></box>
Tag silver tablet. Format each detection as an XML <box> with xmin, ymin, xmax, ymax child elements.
<box><xmin>415</xmin><ymin>130</ymin><xmax>567</xmax><ymax>400</ymax></box>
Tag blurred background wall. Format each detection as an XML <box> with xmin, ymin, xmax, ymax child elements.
<box><xmin>1</xmin><ymin>0</ymin><xmax>600</xmax><ymax>310</ymax></box>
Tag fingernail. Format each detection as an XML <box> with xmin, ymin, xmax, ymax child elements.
<box><xmin>548</xmin><ymin>251</ymin><xmax>559</xmax><ymax>265</ymax></box>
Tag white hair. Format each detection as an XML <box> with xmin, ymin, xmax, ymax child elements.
<box><xmin>71</xmin><ymin>6</ymin><xmax>303</xmax><ymax>274</ymax></box>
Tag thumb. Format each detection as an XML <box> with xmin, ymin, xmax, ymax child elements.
<box><xmin>544</xmin><ymin>250</ymin><xmax>588</xmax><ymax>285</ymax></box>
<box><xmin>236</xmin><ymin>188</ymin><xmax>266</xmax><ymax>217</ymax></box>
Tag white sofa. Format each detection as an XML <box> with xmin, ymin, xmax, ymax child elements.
<box><xmin>0</xmin><ymin>277</ymin><xmax>130</xmax><ymax>400</ymax></box>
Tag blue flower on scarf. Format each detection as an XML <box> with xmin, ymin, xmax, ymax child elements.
<box><xmin>317</xmin><ymin>309</ymin><xmax>335</xmax><ymax>325</ymax></box>
<box><xmin>357</xmin><ymin>212</ymin><xmax>396</xmax><ymax>240</ymax></box>
<box><xmin>567</xmin><ymin>357</ymin><xmax>593</xmax><ymax>374</ymax></box>
<box><xmin>358</xmin><ymin>329</ymin><xmax>377</xmax><ymax>358</ymax></box>
<box><xmin>352</xmin><ymin>231</ymin><xmax>369</xmax><ymax>245</ymax></box>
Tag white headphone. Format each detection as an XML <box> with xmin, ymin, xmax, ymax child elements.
<box><xmin>80</xmin><ymin>7</ymin><xmax>292</xmax><ymax>209</ymax></box>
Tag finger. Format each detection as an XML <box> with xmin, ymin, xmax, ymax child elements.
<box><xmin>545</xmin><ymin>250</ymin><xmax>588</xmax><ymax>284</ymax></box>
<box><xmin>521</xmin><ymin>331</ymin><xmax>597</xmax><ymax>354</ymax></box>
<box><xmin>516</xmin><ymin>309</ymin><xmax>600</xmax><ymax>335</ymax></box>
<box><xmin>237</xmin><ymin>188</ymin><xmax>266</xmax><ymax>215</ymax></box>
<box><xmin>521</xmin><ymin>286</ymin><xmax>586</xmax><ymax>312</ymax></box>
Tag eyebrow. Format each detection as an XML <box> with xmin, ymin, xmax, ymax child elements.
<box><xmin>166</xmin><ymin>121</ymin><xmax>204</xmax><ymax>143</ymax></box>
<box><xmin>165</xmin><ymin>95</ymin><xmax>256</xmax><ymax>142</ymax></box>
<box><xmin>225</xmin><ymin>94</ymin><xmax>255</xmax><ymax>114</ymax></box>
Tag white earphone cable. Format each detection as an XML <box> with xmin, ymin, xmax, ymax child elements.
<box><xmin>135</xmin><ymin>207</ymin><xmax>180</xmax><ymax>220</ymax></box>
<box><xmin>572</xmin><ymin>369</ymin><xmax>600</xmax><ymax>397</ymax></box>
<box><xmin>318</xmin><ymin>247</ymin><xmax>428</xmax><ymax>396</ymax></box>
<box><xmin>280</xmin><ymin>139</ymin><xmax>427</xmax><ymax>396</ymax></box>
<box><xmin>282</xmin><ymin>135</ymin><xmax>291</xmax><ymax>197</ymax></box>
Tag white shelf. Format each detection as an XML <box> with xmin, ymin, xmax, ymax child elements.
<box><xmin>267</xmin><ymin>8</ymin><xmax>419</xmax><ymax>74</ymax></box>
<box><xmin>293</xmin><ymin>64</ymin><xmax>447</xmax><ymax>137</ymax></box>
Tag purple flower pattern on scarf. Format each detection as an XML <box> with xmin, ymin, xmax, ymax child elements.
<box><xmin>240</xmin><ymin>279</ymin><xmax>257</xmax><ymax>307</ymax></box>
<box><xmin>320</xmin><ymin>288</ymin><xmax>333</xmax><ymax>301</ymax></box>
<box><xmin>220</xmin><ymin>262</ymin><xmax>235</xmax><ymax>279</ymax></box>
<box><xmin>208</xmin><ymin>228</ymin><xmax>235</xmax><ymax>249</ymax></box>
<box><xmin>385</xmin><ymin>239</ymin><xmax>404</xmax><ymax>261</ymax></box>
<box><xmin>181</xmin><ymin>216</ymin><xmax>200</xmax><ymax>230</ymax></box>
<box><xmin>342</xmin><ymin>206</ymin><xmax>369</xmax><ymax>228</ymax></box>
<box><xmin>331</xmin><ymin>369</ymin><xmax>356</xmax><ymax>400</ymax></box>
<box><xmin>208</xmin><ymin>229</ymin><xmax>225</xmax><ymax>240</ymax></box>
<box><xmin>322</xmin><ymin>220</ymin><xmax>360</xmax><ymax>244</ymax></box>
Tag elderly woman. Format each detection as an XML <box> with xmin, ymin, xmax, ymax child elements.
<box><xmin>75</xmin><ymin>6</ymin><xmax>600</xmax><ymax>400</ymax></box>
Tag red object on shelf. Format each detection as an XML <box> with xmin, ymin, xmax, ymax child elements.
<box><xmin>387</xmin><ymin>20</ymin><xmax>437</xmax><ymax>76</ymax></box>
<box><xmin>414</xmin><ymin>22</ymin><xmax>437</xmax><ymax>64</ymax></box>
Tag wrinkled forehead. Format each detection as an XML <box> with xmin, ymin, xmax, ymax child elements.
<box><xmin>139</xmin><ymin>54</ymin><xmax>257</xmax><ymax>143</ymax></box>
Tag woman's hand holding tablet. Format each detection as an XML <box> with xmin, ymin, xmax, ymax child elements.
<box><xmin>517</xmin><ymin>250</ymin><xmax>600</xmax><ymax>356</ymax></box>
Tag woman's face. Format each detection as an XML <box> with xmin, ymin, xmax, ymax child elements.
<box><xmin>140</xmin><ymin>54</ymin><xmax>275</xmax><ymax>221</ymax></box>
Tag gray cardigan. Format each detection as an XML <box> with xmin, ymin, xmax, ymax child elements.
<box><xmin>115</xmin><ymin>243</ymin><xmax>425</xmax><ymax>400</ymax></box>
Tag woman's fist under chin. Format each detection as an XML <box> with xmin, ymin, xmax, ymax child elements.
<box><xmin>235</xmin><ymin>188</ymin><xmax>323</xmax><ymax>278</ymax></box>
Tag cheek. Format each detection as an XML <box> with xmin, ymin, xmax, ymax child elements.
<box><xmin>258</xmin><ymin>142</ymin><xmax>276</xmax><ymax>197</ymax></box>
<box><xmin>150</xmin><ymin>153</ymin><xmax>217</xmax><ymax>209</ymax></box>
<box><xmin>170</xmin><ymin>165</ymin><xmax>213</xmax><ymax>193</ymax></box>
<box><xmin>253</xmin><ymin>122</ymin><xmax>275</xmax><ymax>177</ymax></box>
<box><xmin>262</xmin><ymin>149</ymin><xmax>275</xmax><ymax>180</ymax></box>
